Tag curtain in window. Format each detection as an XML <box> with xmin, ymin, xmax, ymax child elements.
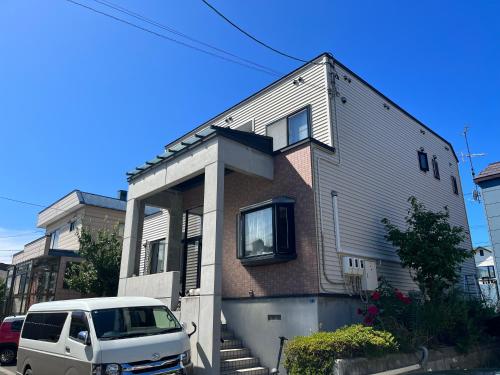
<box><xmin>244</xmin><ymin>207</ymin><xmax>274</xmax><ymax>257</ymax></box>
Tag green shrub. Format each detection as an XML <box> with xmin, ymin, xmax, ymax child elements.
<box><xmin>284</xmin><ymin>324</ymin><xmax>398</xmax><ymax>375</ymax></box>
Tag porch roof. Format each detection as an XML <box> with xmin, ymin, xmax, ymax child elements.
<box><xmin>126</xmin><ymin>125</ymin><xmax>273</xmax><ymax>182</ymax></box>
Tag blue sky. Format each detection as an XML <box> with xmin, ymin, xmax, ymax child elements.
<box><xmin>1</xmin><ymin>0</ymin><xmax>499</xmax><ymax>262</ymax></box>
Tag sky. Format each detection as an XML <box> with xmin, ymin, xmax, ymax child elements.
<box><xmin>0</xmin><ymin>0</ymin><xmax>499</xmax><ymax>263</ymax></box>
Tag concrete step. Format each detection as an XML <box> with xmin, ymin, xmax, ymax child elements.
<box><xmin>221</xmin><ymin>367</ymin><xmax>269</xmax><ymax>375</ymax></box>
<box><xmin>221</xmin><ymin>357</ymin><xmax>260</xmax><ymax>372</ymax></box>
<box><xmin>221</xmin><ymin>348</ymin><xmax>251</xmax><ymax>360</ymax></box>
<box><xmin>221</xmin><ymin>338</ymin><xmax>243</xmax><ymax>350</ymax></box>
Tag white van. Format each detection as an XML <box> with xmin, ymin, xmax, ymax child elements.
<box><xmin>16</xmin><ymin>297</ymin><xmax>193</xmax><ymax>375</ymax></box>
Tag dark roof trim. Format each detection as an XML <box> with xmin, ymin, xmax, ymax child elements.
<box><xmin>326</xmin><ymin>53</ymin><xmax>459</xmax><ymax>162</ymax></box>
<box><xmin>475</xmin><ymin>174</ymin><xmax>500</xmax><ymax>184</ymax></box>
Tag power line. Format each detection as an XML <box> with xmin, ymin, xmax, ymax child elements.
<box><xmin>200</xmin><ymin>0</ymin><xmax>311</xmax><ymax>64</ymax></box>
<box><xmin>92</xmin><ymin>0</ymin><xmax>282</xmax><ymax>76</ymax></box>
<box><xmin>64</xmin><ymin>0</ymin><xmax>281</xmax><ymax>77</ymax></box>
<box><xmin>0</xmin><ymin>195</ymin><xmax>66</xmax><ymax>212</ymax></box>
<box><xmin>0</xmin><ymin>231</ymin><xmax>44</xmax><ymax>239</ymax></box>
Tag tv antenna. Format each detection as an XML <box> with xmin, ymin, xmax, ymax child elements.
<box><xmin>463</xmin><ymin>126</ymin><xmax>485</xmax><ymax>203</ymax></box>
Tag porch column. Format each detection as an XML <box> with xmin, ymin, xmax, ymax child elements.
<box><xmin>119</xmin><ymin>198</ymin><xmax>145</xmax><ymax>287</ymax></box>
<box><xmin>198</xmin><ymin>162</ymin><xmax>224</xmax><ymax>374</ymax></box>
<box><xmin>166</xmin><ymin>195</ymin><xmax>183</xmax><ymax>272</ymax></box>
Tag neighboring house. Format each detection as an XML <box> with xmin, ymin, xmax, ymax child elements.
<box><xmin>475</xmin><ymin>162</ymin><xmax>500</xmax><ymax>291</ymax></box>
<box><xmin>3</xmin><ymin>190</ymin><xmax>128</xmax><ymax>316</ymax></box>
<box><xmin>474</xmin><ymin>246</ymin><xmax>499</xmax><ymax>304</ymax></box>
<box><xmin>118</xmin><ymin>52</ymin><xmax>477</xmax><ymax>374</ymax></box>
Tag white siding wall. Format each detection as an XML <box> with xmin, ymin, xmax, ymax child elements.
<box><xmin>313</xmin><ymin>61</ymin><xmax>477</xmax><ymax>294</ymax></box>
<box><xmin>172</xmin><ymin>56</ymin><xmax>332</xmax><ymax>148</ymax></box>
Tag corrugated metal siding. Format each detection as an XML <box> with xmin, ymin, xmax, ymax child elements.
<box><xmin>200</xmin><ymin>60</ymin><xmax>331</xmax><ymax>147</ymax></box>
<box><xmin>313</xmin><ymin>62</ymin><xmax>477</xmax><ymax>295</ymax></box>
<box><xmin>140</xmin><ymin>209</ymin><xmax>170</xmax><ymax>275</ymax></box>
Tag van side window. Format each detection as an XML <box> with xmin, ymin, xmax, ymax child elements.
<box><xmin>22</xmin><ymin>313</ymin><xmax>67</xmax><ymax>343</ymax></box>
<box><xmin>69</xmin><ymin>311</ymin><xmax>90</xmax><ymax>341</ymax></box>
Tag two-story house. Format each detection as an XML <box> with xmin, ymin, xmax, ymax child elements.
<box><xmin>3</xmin><ymin>190</ymin><xmax>128</xmax><ymax>316</ymax></box>
<box><xmin>118</xmin><ymin>52</ymin><xmax>477</xmax><ymax>374</ymax></box>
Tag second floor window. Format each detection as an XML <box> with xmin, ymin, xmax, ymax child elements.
<box><xmin>50</xmin><ymin>229</ymin><xmax>60</xmax><ymax>249</ymax></box>
<box><xmin>432</xmin><ymin>157</ymin><xmax>440</xmax><ymax>179</ymax></box>
<box><xmin>266</xmin><ymin>106</ymin><xmax>311</xmax><ymax>151</ymax></box>
<box><xmin>418</xmin><ymin>151</ymin><xmax>429</xmax><ymax>172</ymax></box>
<box><xmin>451</xmin><ymin>176</ymin><xmax>459</xmax><ymax>195</ymax></box>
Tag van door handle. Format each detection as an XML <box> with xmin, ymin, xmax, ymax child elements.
<box><xmin>65</xmin><ymin>346</ymin><xmax>71</xmax><ymax>353</ymax></box>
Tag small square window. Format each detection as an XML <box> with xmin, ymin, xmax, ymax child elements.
<box><xmin>418</xmin><ymin>151</ymin><xmax>429</xmax><ymax>172</ymax></box>
<box><xmin>432</xmin><ymin>157</ymin><xmax>440</xmax><ymax>180</ymax></box>
<box><xmin>69</xmin><ymin>221</ymin><xmax>76</xmax><ymax>232</ymax></box>
<box><xmin>451</xmin><ymin>176</ymin><xmax>459</xmax><ymax>195</ymax></box>
<box><xmin>479</xmin><ymin>249</ymin><xmax>484</xmax><ymax>257</ymax></box>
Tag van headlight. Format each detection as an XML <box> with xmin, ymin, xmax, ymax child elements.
<box><xmin>92</xmin><ymin>364</ymin><xmax>121</xmax><ymax>375</ymax></box>
<box><xmin>104</xmin><ymin>364</ymin><xmax>121</xmax><ymax>375</ymax></box>
<box><xmin>180</xmin><ymin>350</ymin><xmax>191</xmax><ymax>365</ymax></box>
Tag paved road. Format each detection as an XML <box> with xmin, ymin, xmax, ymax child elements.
<box><xmin>0</xmin><ymin>364</ymin><xmax>16</xmax><ymax>375</ymax></box>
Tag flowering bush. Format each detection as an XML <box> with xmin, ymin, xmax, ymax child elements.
<box><xmin>358</xmin><ymin>278</ymin><xmax>495</xmax><ymax>352</ymax></box>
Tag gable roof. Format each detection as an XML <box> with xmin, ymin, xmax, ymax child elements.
<box><xmin>474</xmin><ymin>162</ymin><xmax>500</xmax><ymax>184</ymax></box>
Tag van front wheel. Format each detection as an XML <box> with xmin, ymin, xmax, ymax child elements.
<box><xmin>0</xmin><ymin>347</ymin><xmax>16</xmax><ymax>365</ymax></box>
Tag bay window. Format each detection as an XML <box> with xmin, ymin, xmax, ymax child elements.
<box><xmin>238</xmin><ymin>197</ymin><xmax>296</xmax><ymax>265</ymax></box>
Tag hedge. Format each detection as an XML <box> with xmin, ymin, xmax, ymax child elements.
<box><xmin>284</xmin><ymin>324</ymin><xmax>398</xmax><ymax>375</ymax></box>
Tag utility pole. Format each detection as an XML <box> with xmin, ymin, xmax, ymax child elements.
<box><xmin>463</xmin><ymin>126</ymin><xmax>485</xmax><ymax>203</ymax></box>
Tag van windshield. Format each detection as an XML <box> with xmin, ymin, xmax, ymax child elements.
<box><xmin>91</xmin><ymin>305</ymin><xmax>182</xmax><ymax>340</ymax></box>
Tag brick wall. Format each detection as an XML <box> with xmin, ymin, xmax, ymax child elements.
<box><xmin>182</xmin><ymin>143</ymin><xmax>319</xmax><ymax>298</ymax></box>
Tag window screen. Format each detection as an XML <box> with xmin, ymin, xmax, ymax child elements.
<box><xmin>22</xmin><ymin>312</ymin><xmax>68</xmax><ymax>342</ymax></box>
<box><xmin>267</xmin><ymin>118</ymin><xmax>287</xmax><ymax>151</ymax></box>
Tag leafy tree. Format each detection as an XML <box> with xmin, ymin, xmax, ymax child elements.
<box><xmin>382</xmin><ymin>196</ymin><xmax>472</xmax><ymax>301</ymax></box>
<box><xmin>65</xmin><ymin>226</ymin><xmax>122</xmax><ymax>297</ymax></box>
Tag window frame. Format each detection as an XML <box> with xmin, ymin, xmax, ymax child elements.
<box><xmin>69</xmin><ymin>311</ymin><xmax>90</xmax><ymax>344</ymax></box>
<box><xmin>451</xmin><ymin>176</ymin><xmax>459</xmax><ymax>195</ymax></box>
<box><xmin>417</xmin><ymin>151</ymin><xmax>429</xmax><ymax>172</ymax></box>
<box><xmin>265</xmin><ymin>106</ymin><xmax>312</xmax><ymax>151</ymax></box>
<box><xmin>432</xmin><ymin>156</ymin><xmax>440</xmax><ymax>180</ymax></box>
<box><xmin>237</xmin><ymin>197</ymin><xmax>296</xmax><ymax>266</ymax></box>
<box><xmin>149</xmin><ymin>239</ymin><xmax>166</xmax><ymax>274</ymax></box>
<box><xmin>21</xmin><ymin>312</ymin><xmax>68</xmax><ymax>343</ymax></box>
<box><xmin>69</xmin><ymin>221</ymin><xmax>76</xmax><ymax>232</ymax></box>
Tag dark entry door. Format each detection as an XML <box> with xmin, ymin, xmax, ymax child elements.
<box><xmin>181</xmin><ymin>207</ymin><xmax>203</xmax><ymax>296</ymax></box>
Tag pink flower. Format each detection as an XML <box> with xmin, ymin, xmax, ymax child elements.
<box><xmin>402</xmin><ymin>296</ymin><xmax>411</xmax><ymax>305</ymax></box>
<box><xmin>367</xmin><ymin>305</ymin><xmax>379</xmax><ymax>316</ymax></box>
<box><xmin>371</xmin><ymin>291</ymin><xmax>381</xmax><ymax>301</ymax></box>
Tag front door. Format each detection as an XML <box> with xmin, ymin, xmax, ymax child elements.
<box><xmin>181</xmin><ymin>207</ymin><xmax>203</xmax><ymax>296</ymax></box>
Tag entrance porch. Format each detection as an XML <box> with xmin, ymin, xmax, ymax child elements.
<box><xmin>118</xmin><ymin>127</ymin><xmax>274</xmax><ymax>374</ymax></box>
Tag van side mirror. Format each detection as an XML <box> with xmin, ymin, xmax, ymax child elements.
<box><xmin>77</xmin><ymin>331</ymin><xmax>91</xmax><ymax>345</ymax></box>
